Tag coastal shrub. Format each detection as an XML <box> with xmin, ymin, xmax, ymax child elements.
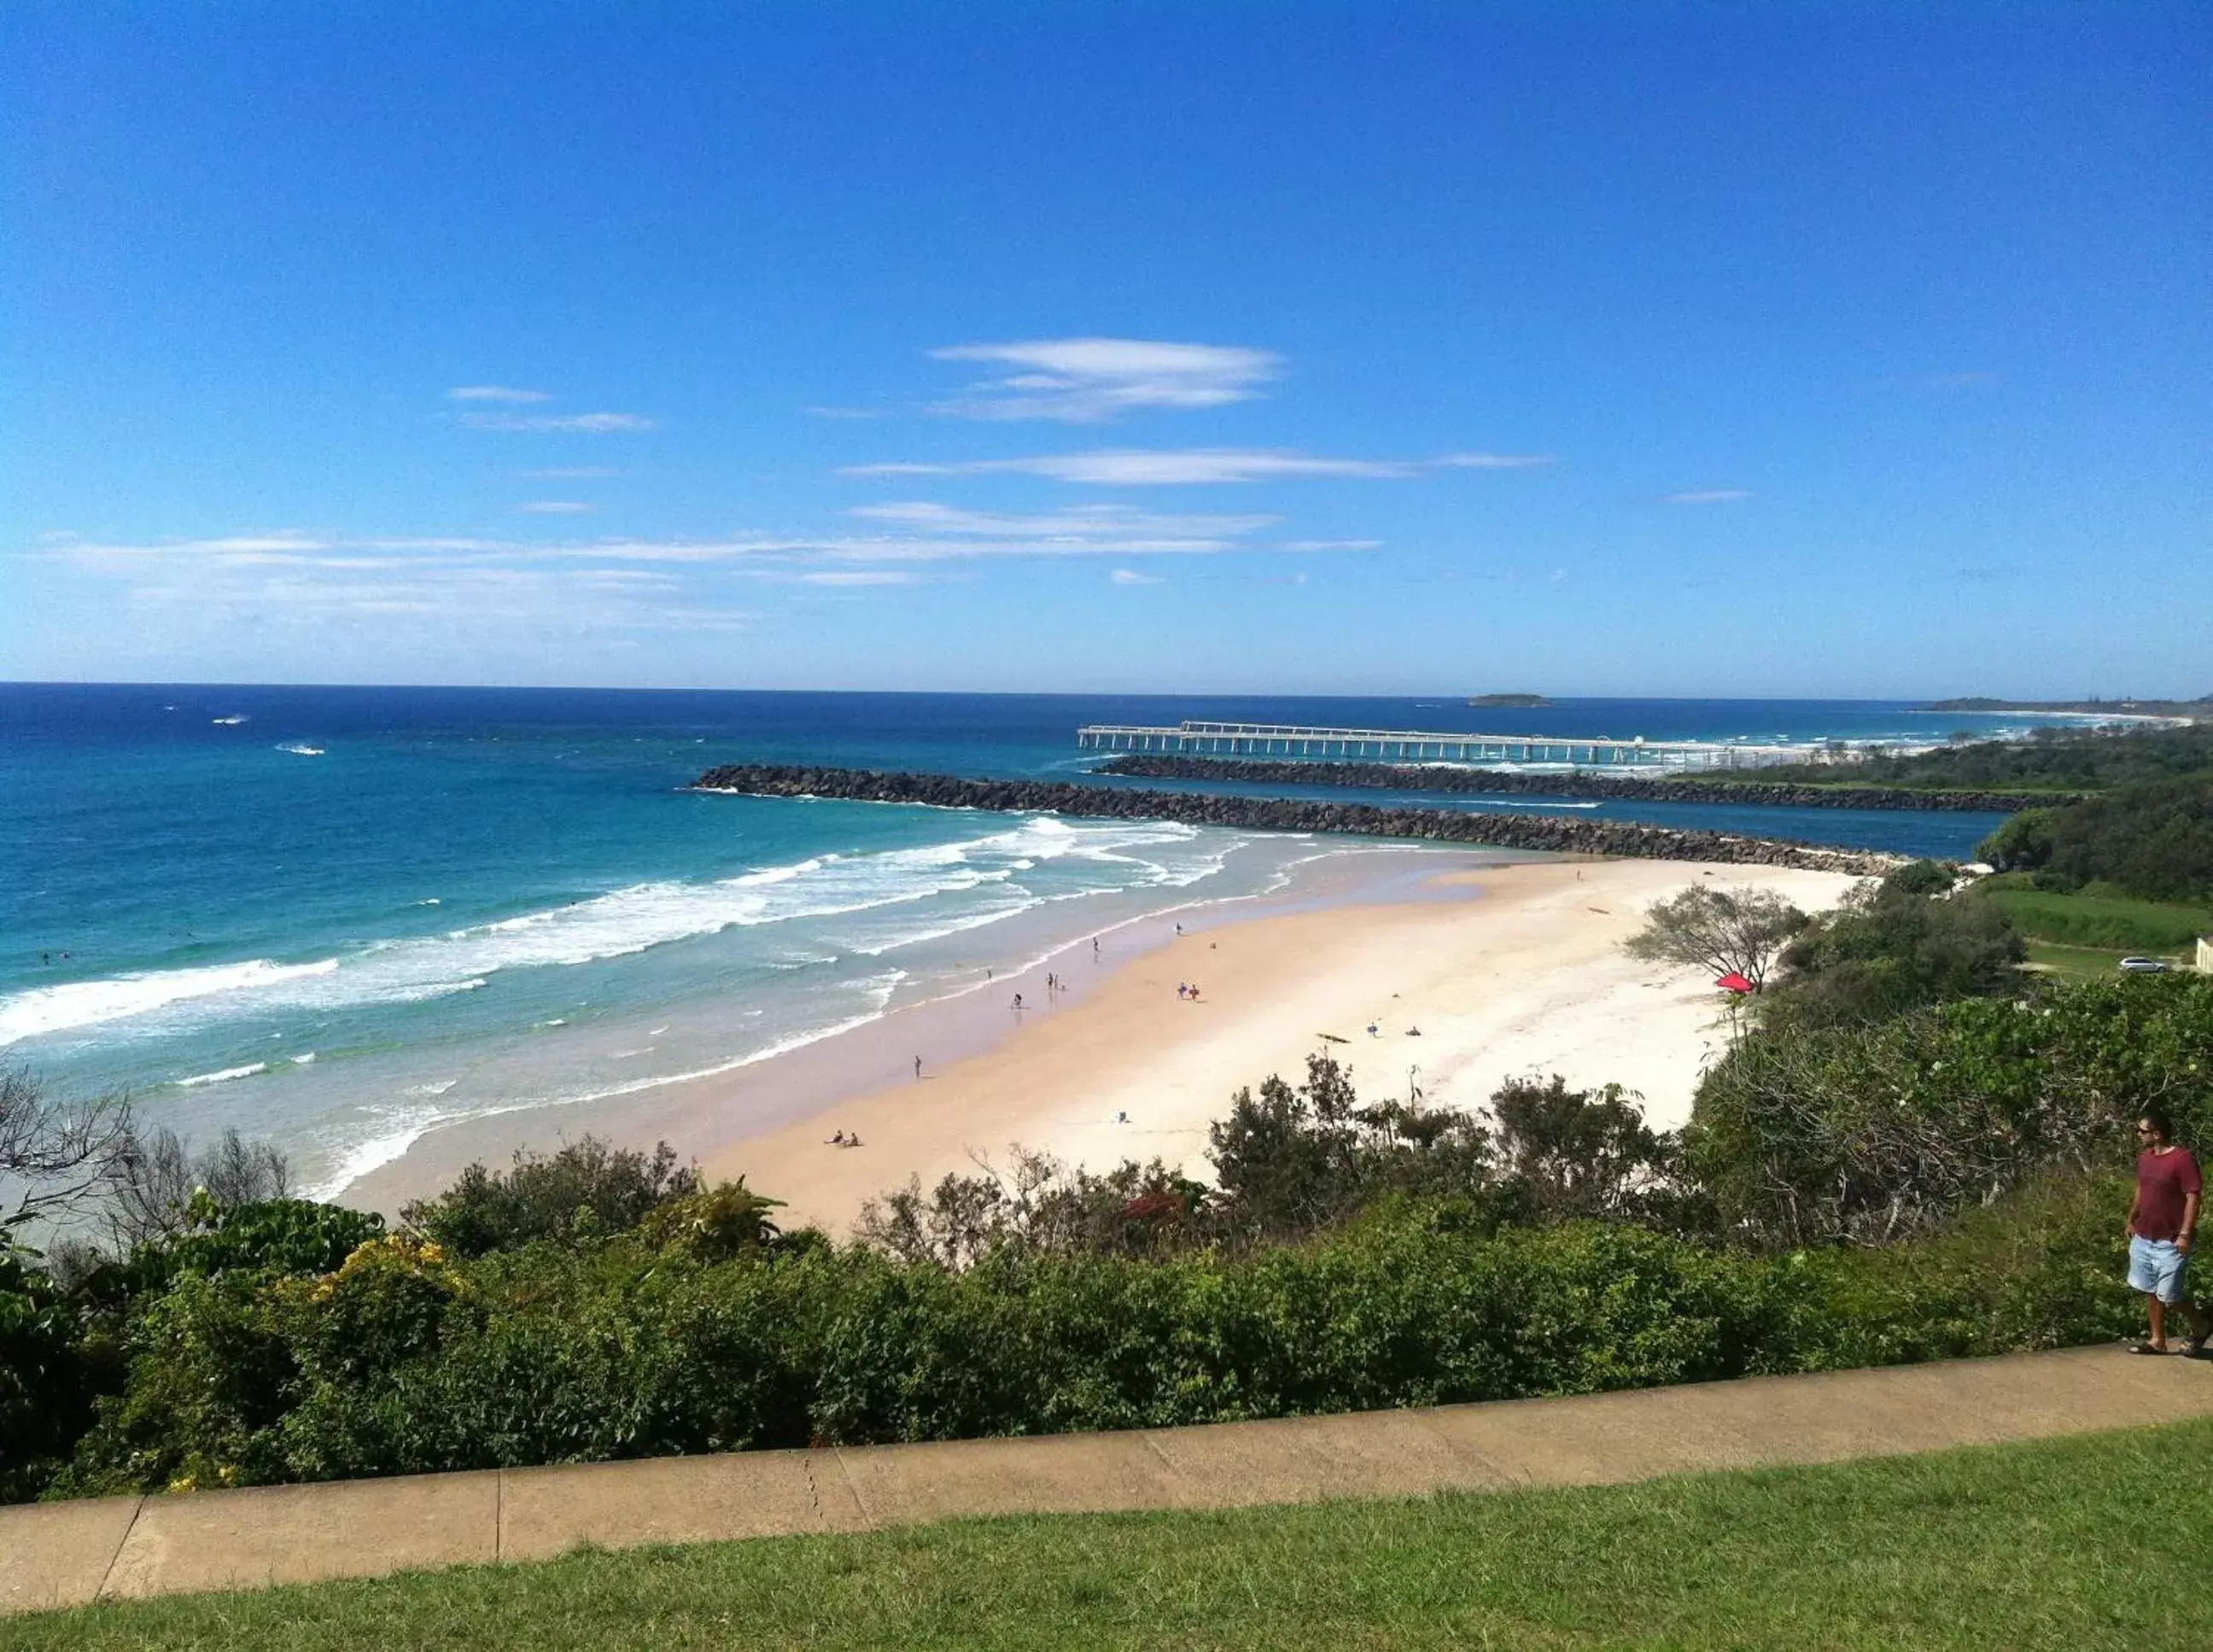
<box><xmin>50</xmin><ymin>1266</ymin><xmax>301</xmax><ymax>1497</ymax></box>
<box><xmin>44</xmin><ymin>1171</ymin><xmax>2156</xmax><ymax>1498</ymax></box>
<box><xmin>1976</xmin><ymin>775</ymin><xmax>2213</xmax><ymax>902</ymax></box>
<box><xmin>107</xmin><ymin>1125</ymin><xmax>293</xmax><ymax>1252</ymax></box>
<box><xmin>1688</xmin><ymin>975</ymin><xmax>2213</xmax><ymax>1246</ymax></box>
<box><xmin>400</xmin><ymin>1135</ymin><xmax>701</xmax><ymax>1257</ymax></box>
<box><xmin>0</xmin><ymin>1248</ymin><xmax>93</xmax><ymax>1501</ymax></box>
<box><xmin>1760</xmin><ymin>867</ymin><xmax>2028</xmax><ymax>1029</ymax></box>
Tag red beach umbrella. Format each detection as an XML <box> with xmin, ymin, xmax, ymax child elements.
<box><xmin>1715</xmin><ymin>972</ymin><xmax>1755</xmax><ymax>994</ymax></box>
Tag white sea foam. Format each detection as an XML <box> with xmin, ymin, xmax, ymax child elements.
<box><xmin>292</xmin><ymin>1052</ymin><xmax>316</xmax><ymax>1065</ymax></box>
<box><xmin>2</xmin><ymin>815</ymin><xmax>1227</xmax><ymax>1050</ymax></box>
<box><xmin>176</xmin><ymin>1062</ymin><xmax>268</xmax><ymax>1087</ymax></box>
<box><xmin>0</xmin><ymin>959</ymin><xmax>341</xmax><ymax>1047</ymax></box>
<box><xmin>276</xmin><ymin>743</ymin><xmax>325</xmax><ymax>756</ymax></box>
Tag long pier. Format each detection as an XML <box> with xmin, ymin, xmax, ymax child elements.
<box><xmin>1076</xmin><ymin>721</ymin><xmax>1813</xmax><ymax>772</ymax></box>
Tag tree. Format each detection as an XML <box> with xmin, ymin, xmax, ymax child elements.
<box><xmin>1760</xmin><ymin>864</ymin><xmax>2028</xmax><ymax>1029</ymax></box>
<box><xmin>106</xmin><ymin>1127</ymin><xmax>290</xmax><ymax>1251</ymax></box>
<box><xmin>400</xmin><ymin>1135</ymin><xmax>700</xmax><ymax>1257</ymax></box>
<box><xmin>1488</xmin><ymin>1075</ymin><xmax>1673</xmax><ymax>1221</ymax></box>
<box><xmin>1622</xmin><ymin>884</ymin><xmax>1810</xmax><ymax>990</ymax></box>
<box><xmin>0</xmin><ymin>1065</ymin><xmax>135</xmax><ymax>1239</ymax></box>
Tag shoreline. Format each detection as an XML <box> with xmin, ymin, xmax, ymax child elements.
<box><xmin>346</xmin><ymin>855</ymin><xmax>1858</xmax><ymax>1236</ymax></box>
<box><xmin>337</xmin><ymin>843</ymin><xmax>1530</xmax><ymax>1213</ymax></box>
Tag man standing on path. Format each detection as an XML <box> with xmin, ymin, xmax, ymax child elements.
<box><xmin>2125</xmin><ymin>1108</ymin><xmax>2208</xmax><ymax>1356</ymax></box>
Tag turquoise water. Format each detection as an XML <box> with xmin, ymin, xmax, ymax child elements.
<box><xmin>1</xmin><ymin>686</ymin><xmax>2042</xmax><ymax>1194</ymax></box>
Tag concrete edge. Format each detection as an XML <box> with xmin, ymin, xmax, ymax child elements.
<box><xmin>6</xmin><ymin>1345</ymin><xmax>2207</xmax><ymax>1616</ymax></box>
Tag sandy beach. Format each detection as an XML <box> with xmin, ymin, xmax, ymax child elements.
<box><xmin>698</xmin><ymin>858</ymin><xmax>1857</xmax><ymax>1234</ymax></box>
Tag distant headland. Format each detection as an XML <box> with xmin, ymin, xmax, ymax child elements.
<box><xmin>1466</xmin><ymin>693</ymin><xmax>1550</xmax><ymax>708</ymax></box>
<box><xmin>1924</xmin><ymin>695</ymin><xmax>2211</xmax><ymax>720</ymax></box>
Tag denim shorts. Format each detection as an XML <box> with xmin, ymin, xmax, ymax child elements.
<box><xmin>2128</xmin><ymin>1235</ymin><xmax>2193</xmax><ymax>1305</ymax></box>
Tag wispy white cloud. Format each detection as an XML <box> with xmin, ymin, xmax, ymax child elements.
<box><xmin>847</xmin><ymin>447</ymin><xmax>1556</xmax><ymax>487</ymax></box>
<box><xmin>1433</xmin><ymin>451</ymin><xmax>1556</xmax><ymax>470</ymax></box>
<box><xmin>925</xmin><ymin>337</ymin><xmax>1281</xmax><ymax>423</ymax></box>
<box><xmin>522</xmin><ymin>466</ymin><xmax>625</xmax><ymax>480</ymax></box>
<box><xmin>846</xmin><ymin>448</ymin><xmax>1417</xmax><ymax>486</ymax></box>
<box><xmin>517</xmin><ymin>500</ymin><xmax>594</xmax><ymax>515</ymax></box>
<box><xmin>448</xmin><ymin>385</ymin><xmax>552</xmax><ymax>403</ymax></box>
<box><xmin>1658</xmin><ymin>488</ymin><xmax>1753</xmax><ymax>505</ymax></box>
<box><xmin>848</xmin><ymin>501</ymin><xmax>1276</xmax><ymax>540</ymax></box>
<box><xmin>1109</xmin><ymin>569</ymin><xmax>1165</xmax><ymax>586</ymax></box>
<box><xmin>1277</xmin><ymin>538</ymin><xmax>1384</xmax><ymax>552</ymax></box>
<box><xmin>462</xmin><ymin>412</ymin><xmax>657</xmax><ymax>433</ymax></box>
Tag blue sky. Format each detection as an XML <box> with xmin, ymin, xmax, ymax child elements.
<box><xmin>3</xmin><ymin>3</ymin><xmax>2206</xmax><ymax>697</ymax></box>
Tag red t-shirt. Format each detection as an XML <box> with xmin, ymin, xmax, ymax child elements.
<box><xmin>2134</xmin><ymin>1147</ymin><xmax>2203</xmax><ymax>1243</ymax></box>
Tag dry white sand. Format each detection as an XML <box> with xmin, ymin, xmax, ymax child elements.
<box><xmin>704</xmin><ymin>859</ymin><xmax>1858</xmax><ymax>1233</ymax></box>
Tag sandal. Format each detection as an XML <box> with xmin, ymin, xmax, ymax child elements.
<box><xmin>2128</xmin><ymin>1341</ymin><xmax>2170</xmax><ymax>1355</ymax></box>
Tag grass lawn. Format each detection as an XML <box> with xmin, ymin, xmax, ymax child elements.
<box><xmin>20</xmin><ymin>1420</ymin><xmax>2212</xmax><ymax>1649</ymax></box>
<box><xmin>1980</xmin><ymin>884</ymin><xmax>2209</xmax><ymax>953</ymax></box>
<box><xmin>2023</xmin><ymin>939</ymin><xmax>2142</xmax><ymax>981</ymax></box>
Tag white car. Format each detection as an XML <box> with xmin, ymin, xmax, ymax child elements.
<box><xmin>2117</xmin><ymin>956</ymin><xmax>2173</xmax><ymax>974</ymax></box>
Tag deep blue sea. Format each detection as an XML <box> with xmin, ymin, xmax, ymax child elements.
<box><xmin>1</xmin><ymin>685</ymin><xmax>2047</xmax><ymax>1196</ymax></box>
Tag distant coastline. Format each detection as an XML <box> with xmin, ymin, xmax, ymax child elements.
<box><xmin>1922</xmin><ymin>696</ymin><xmax>2209</xmax><ymax>721</ymax></box>
<box><xmin>1466</xmin><ymin>692</ymin><xmax>1550</xmax><ymax>708</ymax></box>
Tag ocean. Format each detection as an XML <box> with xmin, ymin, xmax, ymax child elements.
<box><xmin>1</xmin><ymin>685</ymin><xmax>2052</xmax><ymax>1199</ymax></box>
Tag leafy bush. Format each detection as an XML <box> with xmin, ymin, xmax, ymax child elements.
<box><xmin>1762</xmin><ymin>867</ymin><xmax>2027</xmax><ymax>1029</ymax></box>
<box><xmin>1689</xmin><ymin>975</ymin><xmax>2213</xmax><ymax>1245</ymax></box>
<box><xmin>400</xmin><ymin>1135</ymin><xmax>701</xmax><ymax>1258</ymax></box>
<box><xmin>45</xmin><ymin>1170</ymin><xmax>2155</xmax><ymax>1497</ymax></box>
<box><xmin>1977</xmin><ymin>776</ymin><xmax>2213</xmax><ymax>902</ymax></box>
<box><xmin>0</xmin><ymin>1248</ymin><xmax>92</xmax><ymax>1501</ymax></box>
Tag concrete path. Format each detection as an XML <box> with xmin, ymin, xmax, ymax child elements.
<box><xmin>5</xmin><ymin>1345</ymin><xmax>2210</xmax><ymax>1616</ymax></box>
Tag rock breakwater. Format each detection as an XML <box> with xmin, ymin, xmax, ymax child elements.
<box><xmin>1093</xmin><ymin>754</ymin><xmax>2063</xmax><ymax>813</ymax></box>
<box><xmin>692</xmin><ymin>765</ymin><xmax>1909</xmax><ymax>876</ymax></box>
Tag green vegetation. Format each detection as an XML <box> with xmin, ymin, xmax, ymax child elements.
<box><xmin>1978</xmin><ymin>879</ymin><xmax>2209</xmax><ymax>953</ymax></box>
<box><xmin>1758</xmin><ymin>719</ymin><xmax>2213</xmax><ymax>792</ymax></box>
<box><xmin>1759</xmin><ymin>861</ymin><xmax>2028</xmax><ymax>1029</ymax></box>
<box><xmin>2023</xmin><ymin>940</ymin><xmax>2140</xmax><ymax>981</ymax></box>
<box><xmin>1977</xmin><ymin>776</ymin><xmax>2213</xmax><ymax>902</ymax></box>
<box><xmin>7</xmin><ymin>808</ymin><xmax>2210</xmax><ymax>1509</ymax></box>
<box><xmin>17</xmin><ymin>1421</ymin><xmax>2210</xmax><ymax>1649</ymax></box>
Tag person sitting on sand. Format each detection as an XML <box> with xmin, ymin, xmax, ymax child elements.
<box><xmin>827</xmin><ymin>1130</ymin><xmax>845</xmax><ymax>1146</ymax></box>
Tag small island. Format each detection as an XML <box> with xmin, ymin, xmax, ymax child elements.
<box><xmin>1467</xmin><ymin>693</ymin><xmax>1550</xmax><ymax>708</ymax></box>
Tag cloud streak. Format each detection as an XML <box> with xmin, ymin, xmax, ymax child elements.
<box><xmin>846</xmin><ymin>447</ymin><xmax>1555</xmax><ymax>486</ymax></box>
<box><xmin>448</xmin><ymin>385</ymin><xmax>551</xmax><ymax>403</ymax></box>
<box><xmin>925</xmin><ymin>337</ymin><xmax>1281</xmax><ymax>422</ymax></box>
<box><xmin>1659</xmin><ymin>488</ymin><xmax>1753</xmax><ymax>505</ymax></box>
<box><xmin>463</xmin><ymin>412</ymin><xmax>657</xmax><ymax>433</ymax></box>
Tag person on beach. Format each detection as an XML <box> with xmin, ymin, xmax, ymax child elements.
<box><xmin>913</xmin><ymin>1055</ymin><xmax>922</xmax><ymax>1080</ymax></box>
<box><xmin>2125</xmin><ymin>1108</ymin><xmax>2207</xmax><ymax>1356</ymax></box>
<box><xmin>1012</xmin><ymin>992</ymin><xmax>1023</xmax><ymax>1011</ymax></box>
